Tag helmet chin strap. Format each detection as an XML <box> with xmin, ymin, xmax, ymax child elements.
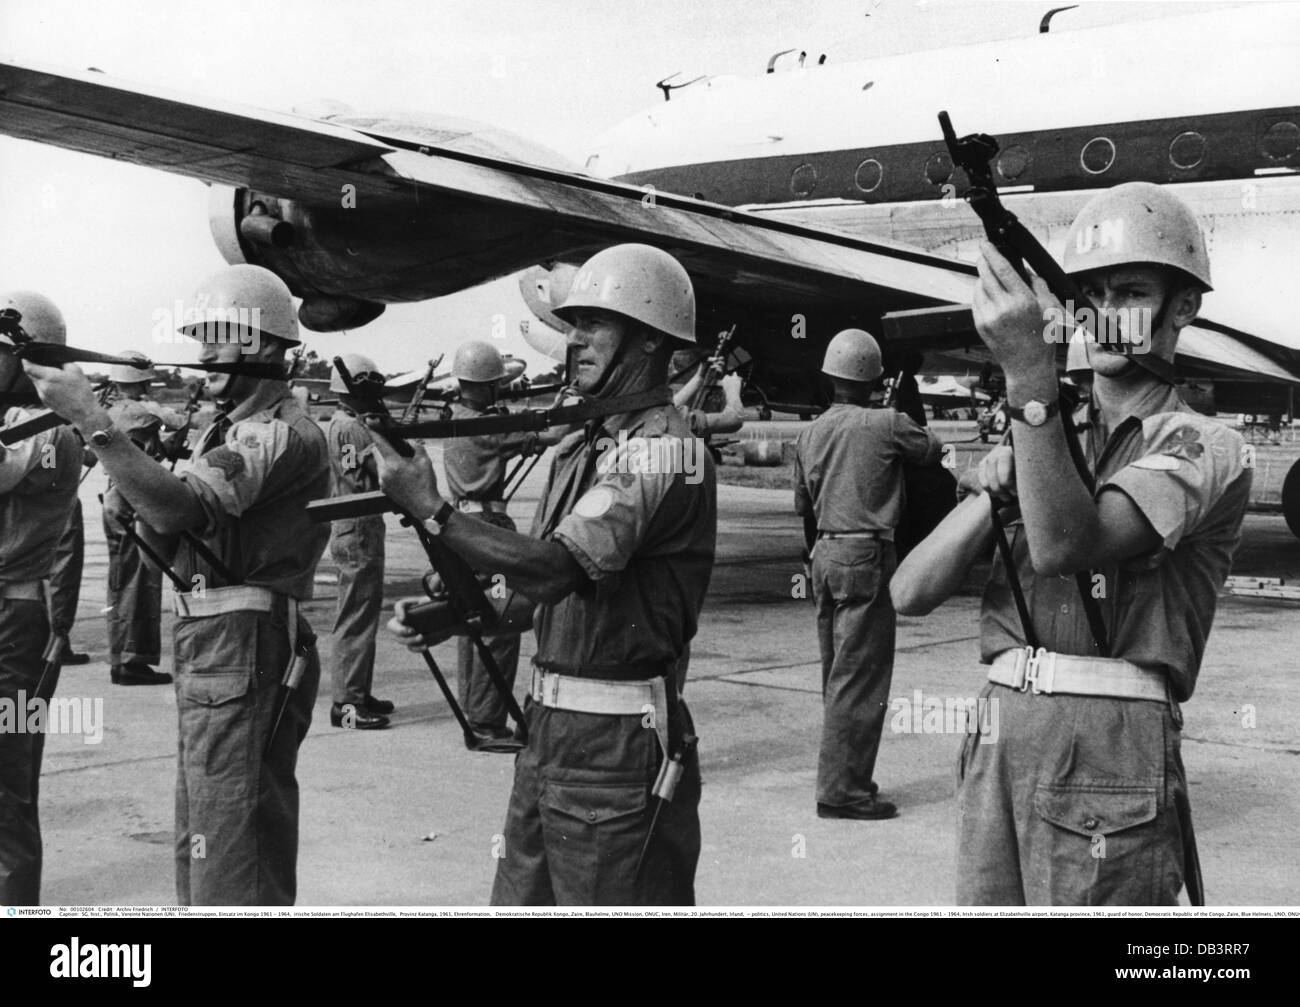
<box><xmin>1107</xmin><ymin>289</ymin><xmax>1177</xmax><ymax>385</ymax></box>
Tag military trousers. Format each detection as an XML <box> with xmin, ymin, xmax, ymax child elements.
<box><xmin>0</xmin><ymin>598</ymin><xmax>57</xmax><ymax>904</ymax></box>
<box><xmin>811</xmin><ymin>536</ymin><xmax>897</xmax><ymax>808</ymax></box>
<box><xmin>49</xmin><ymin>497</ymin><xmax>84</xmax><ymax>640</ymax></box>
<box><xmin>172</xmin><ymin>599</ymin><xmax>319</xmax><ymax>905</ymax></box>
<box><xmin>490</xmin><ymin>689</ymin><xmax>701</xmax><ymax>906</ymax></box>
<box><xmin>103</xmin><ymin>493</ymin><xmax>163</xmax><ymax>666</ymax></box>
<box><xmin>956</xmin><ymin>681</ymin><xmax>1187</xmax><ymax>905</ymax></box>
<box><xmin>457</xmin><ymin>509</ymin><xmax>521</xmax><ymax>731</ymax></box>
<box><xmin>328</xmin><ymin>516</ymin><xmax>386</xmax><ymax>706</ymax></box>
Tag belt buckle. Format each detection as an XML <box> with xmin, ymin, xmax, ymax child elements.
<box><xmin>1021</xmin><ymin>647</ymin><xmax>1053</xmax><ymax>695</ymax></box>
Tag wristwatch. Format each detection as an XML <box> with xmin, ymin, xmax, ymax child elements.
<box><xmin>424</xmin><ymin>500</ymin><xmax>454</xmax><ymax>534</ymax></box>
<box><xmin>88</xmin><ymin>422</ymin><xmax>117</xmax><ymax>448</ymax></box>
<box><xmin>1005</xmin><ymin>399</ymin><xmax>1060</xmax><ymax>428</ymax></box>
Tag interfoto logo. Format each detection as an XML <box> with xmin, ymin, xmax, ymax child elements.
<box><xmin>0</xmin><ymin>692</ymin><xmax>103</xmax><ymax>744</ymax></box>
<box><xmin>50</xmin><ymin>939</ymin><xmax>151</xmax><ymax>987</ymax></box>
<box><xmin>150</xmin><ymin>297</ymin><xmax>262</xmax><ymax>352</ymax></box>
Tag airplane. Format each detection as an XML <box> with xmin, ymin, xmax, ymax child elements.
<box><xmin>1</xmin><ymin>4</ymin><xmax>1298</xmax><ymax>530</ymax></box>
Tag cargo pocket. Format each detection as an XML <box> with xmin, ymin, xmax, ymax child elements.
<box><xmin>1031</xmin><ymin>782</ymin><xmax>1163</xmax><ymax>905</ymax></box>
<box><xmin>175</xmin><ymin>612</ymin><xmax>260</xmax><ymax>785</ymax></box>
<box><xmin>539</xmin><ymin>780</ymin><xmax>649</xmax><ymax>904</ymax></box>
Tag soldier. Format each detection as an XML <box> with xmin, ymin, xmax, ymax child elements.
<box><xmin>443</xmin><ymin>339</ymin><xmax>558</xmax><ymax>751</ymax></box>
<box><xmin>376</xmin><ymin>244</ymin><xmax>714</xmax><ymax>905</ymax></box>
<box><xmin>48</xmin><ymin>494</ymin><xmax>88</xmax><ymax>665</ymax></box>
<box><xmin>891</xmin><ymin>182</ymin><xmax>1249</xmax><ymax>905</ymax></box>
<box><xmin>101</xmin><ymin>352</ymin><xmax>188</xmax><ymax>686</ymax></box>
<box><xmin>793</xmin><ymin>329</ymin><xmax>942</xmax><ymax>821</ymax></box>
<box><xmin>24</xmin><ymin>264</ymin><xmax>330</xmax><ymax>906</ymax></box>
<box><xmin>0</xmin><ymin>290</ymin><xmax>82</xmax><ymax>904</ymax></box>
<box><xmin>325</xmin><ymin>353</ymin><xmax>392</xmax><ymax>730</ymax></box>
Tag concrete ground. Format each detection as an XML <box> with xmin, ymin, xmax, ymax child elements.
<box><xmin>35</xmin><ymin>426</ymin><xmax>1300</xmax><ymax>906</ymax></box>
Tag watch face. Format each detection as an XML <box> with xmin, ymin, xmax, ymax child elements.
<box><xmin>1023</xmin><ymin>401</ymin><xmax>1048</xmax><ymax>426</ymax></box>
<box><xmin>90</xmin><ymin>430</ymin><xmax>111</xmax><ymax>447</ymax></box>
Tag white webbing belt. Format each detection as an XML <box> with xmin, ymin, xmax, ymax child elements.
<box><xmin>173</xmin><ymin>584</ymin><xmax>277</xmax><ymax>619</ymax></box>
<box><xmin>530</xmin><ymin>666</ymin><xmax>669</xmax><ymax>757</ymax></box>
<box><xmin>989</xmin><ymin>647</ymin><xmax>1169</xmax><ymax>703</ymax></box>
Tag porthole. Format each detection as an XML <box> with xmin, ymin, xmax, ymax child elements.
<box><xmin>997</xmin><ymin>145</ymin><xmax>1031</xmax><ymax>181</ymax></box>
<box><xmin>854</xmin><ymin>158</ymin><xmax>883</xmax><ymax>193</ymax></box>
<box><xmin>1081</xmin><ymin>136</ymin><xmax>1115</xmax><ymax>174</ymax></box>
<box><xmin>1261</xmin><ymin>121</ymin><xmax>1300</xmax><ymax>161</ymax></box>
<box><xmin>924</xmin><ymin>151</ymin><xmax>953</xmax><ymax>186</ymax></box>
<box><xmin>1169</xmin><ymin>131</ymin><xmax>1206</xmax><ymax>170</ymax></box>
<box><xmin>790</xmin><ymin>162</ymin><xmax>817</xmax><ymax>197</ymax></box>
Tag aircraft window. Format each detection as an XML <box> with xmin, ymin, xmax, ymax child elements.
<box><xmin>1080</xmin><ymin>137</ymin><xmax>1115</xmax><ymax>175</ymax></box>
<box><xmin>1169</xmin><ymin>131</ymin><xmax>1206</xmax><ymax>170</ymax></box>
<box><xmin>924</xmin><ymin>151</ymin><xmax>953</xmax><ymax>186</ymax></box>
<box><xmin>997</xmin><ymin>145</ymin><xmax>1031</xmax><ymax>181</ymax></box>
<box><xmin>790</xmin><ymin>163</ymin><xmax>817</xmax><ymax>197</ymax></box>
<box><xmin>854</xmin><ymin>158</ymin><xmax>883</xmax><ymax>193</ymax></box>
<box><xmin>1261</xmin><ymin>121</ymin><xmax>1300</xmax><ymax>161</ymax></box>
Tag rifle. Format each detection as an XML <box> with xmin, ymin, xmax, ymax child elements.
<box><xmin>317</xmin><ymin>355</ymin><xmax>530</xmax><ymax>747</ymax></box>
<box><xmin>0</xmin><ymin>310</ymin><xmax>286</xmax><ymax>445</ymax></box>
<box><xmin>399</xmin><ymin>354</ymin><xmax>444</xmax><ymax>424</ymax></box>
<box><xmin>688</xmin><ymin>325</ymin><xmax>738</xmax><ymax>412</ymax></box>
<box><xmin>165</xmin><ymin>380</ymin><xmax>207</xmax><ymax>470</ymax></box>
<box><xmin>939</xmin><ymin>109</ymin><xmax>1111</xmax><ymax>657</ymax></box>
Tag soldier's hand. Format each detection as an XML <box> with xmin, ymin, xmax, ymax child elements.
<box><xmin>21</xmin><ymin>361</ymin><xmax>105</xmax><ymax>430</ymax></box>
<box><xmin>368</xmin><ymin>428</ymin><xmax>444</xmax><ymax>520</ymax></box>
<box><xmin>972</xmin><ymin>242</ymin><xmax>1059</xmax><ymax>391</ymax></box>
<box><xmin>978</xmin><ymin>444</ymin><xmax>1017</xmax><ymax>500</ymax></box>
<box><xmin>720</xmin><ymin>373</ymin><xmax>743</xmax><ymax>399</ymax></box>
<box><xmin>388</xmin><ymin>596</ymin><xmax>460</xmax><ymax>650</ymax></box>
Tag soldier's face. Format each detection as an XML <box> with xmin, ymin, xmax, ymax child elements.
<box><xmin>1077</xmin><ymin>266</ymin><xmax>1182</xmax><ymax>377</ymax></box>
<box><xmin>198</xmin><ymin>338</ymin><xmax>244</xmax><ymax>399</ymax></box>
<box><xmin>566</xmin><ymin>308</ymin><xmax>631</xmax><ymax>393</ymax></box>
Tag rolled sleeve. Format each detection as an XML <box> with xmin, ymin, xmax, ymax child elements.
<box><xmin>1102</xmin><ymin>416</ymin><xmax>1247</xmax><ymax>551</ymax></box>
<box><xmin>182</xmin><ymin>419</ymin><xmax>287</xmax><ymax>532</ymax></box>
<box><xmin>551</xmin><ymin>437</ymin><xmax>678</xmax><ymax>580</ymax></box>
<box><xmin>894</xmin><ymin>412</ymin><xmax>942</xmax><ymax>465</ymax></box>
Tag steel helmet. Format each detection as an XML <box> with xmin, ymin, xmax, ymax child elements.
<box><xmin>329</xmin><ymin>352</ymin><xmax>382</xmax><ymax>393</ymax></box>
<box><xmin>822</xmin><ymin>328</ymin><xmax>883</xmax><ymax>382</ymax></box>
<box><xmin>177</xmin><ymin>264</ymin><xmax>301</xmax><ymax>346</ymax></box>
<box><xmin>1063</xmin><ymin>182</ymin><xmax>1211</xmax><ymax>292</ymax></box>
<box><xmin>109</xmin><ymin>349</ymin><xmax>157</xmax><ymax>384</ymax></box>
<box><xmin>553</xmin><ymin>244</ymin><xmax>696</xmax><ymax>344</ymax></box>
<box><xmin>1</xmin><ymin>290</ymin><xmax>66</xmax><ymax>346</ymax></box>
<box><xmin>452</xmin><ymin>340</ymin><xmax>507</xmax><ymax>383</ymax></box>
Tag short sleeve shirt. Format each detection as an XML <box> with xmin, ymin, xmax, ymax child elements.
<box><xmin>326</xmin><ymin>409</ymin><xmax>379</xmax><ymax>496</ymax></box>
<box><xmin>980</xmin><ymin>386</ymin><xmax>1251</xmax><ymax>701</ymax></box>
<box><xmin>0</xmin><ymin>407</ymin><xmax>81</xmax><ymax>583</ymax></box>
<box><xmin>442</xmin><ymin>401</ymin><xmax>538</xmax><ymax>503</ymax></box>
<box><xmin>177</xmin><ymin>388</ymin><xmax>331</xmax><ymax>598</ymax></box>
<box><xmin>793</xmin><ymin>403</ymin><xmax>942</xmax><ymax>536</ymax></box>
<box><xmin>529</xmin><ymin>393</ymin><xmax>717</xmax><ymax>672</ymax></box>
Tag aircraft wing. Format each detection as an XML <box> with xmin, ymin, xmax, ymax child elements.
<box><xmin>0</xmin><ymin>57</ymin><xmax>975</xmax><ymax>313</ymax></box>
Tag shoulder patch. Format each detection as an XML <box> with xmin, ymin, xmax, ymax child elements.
<box><xmin>203</xmin><ymin>446</ymin><xmax>246</xmax><ymax>481</ymax></box>
<box><xmin>574</xmin><ymin>486</ymin><xmax>614</xmax><ymax>518</ymax></box>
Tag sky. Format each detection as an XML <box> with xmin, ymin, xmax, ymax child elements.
<box><xmin>0</xmin><ymin>0</ymin><xmax>1249</xmax><ymax>375</ymax></box>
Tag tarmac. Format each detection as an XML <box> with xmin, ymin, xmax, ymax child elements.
<box><xmin>34</xmin><ymin>424</ymin><xmax>1300</xmax><ymax>906</ymax></box>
